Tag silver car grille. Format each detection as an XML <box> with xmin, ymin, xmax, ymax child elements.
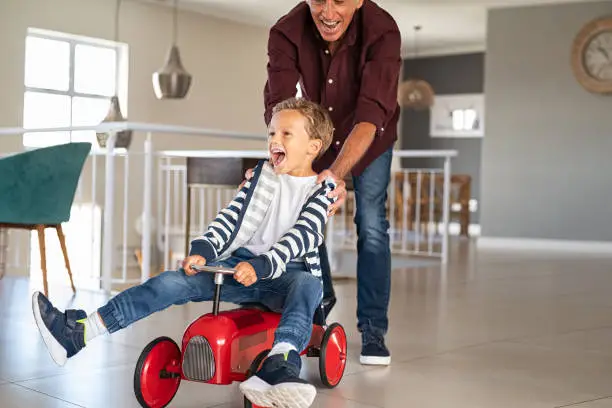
<box><xmin>182</xmin><ymin>335</ymin><xmax>215</xmax><ymax>381</ymax></box>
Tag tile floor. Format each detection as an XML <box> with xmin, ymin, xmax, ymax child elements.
<box><xmin>2</xmin><ymin>241</ymin><xmax>612</xmax><ymax>407</ymax></box>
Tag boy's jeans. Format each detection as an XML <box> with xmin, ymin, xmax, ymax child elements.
<box><xmin>97</xmin><ymin>248</ymin><xmax>323</xmax><ymax>351</ymax></box>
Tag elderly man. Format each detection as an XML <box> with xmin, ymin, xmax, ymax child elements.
<box><xmin>263</xmin><ymin>0</ymin><xmax>402</xmax><ymax>366</ymax></box>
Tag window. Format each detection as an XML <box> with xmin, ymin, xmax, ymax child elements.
<box><xmin>23</xmin><ymin>28</ymin><xmax>128</xmax><ymax>149</ymax></box>
<box><xmin>451</xmin><ymin>108</ymin><xmax>478</xmax><ymax>131</ymax></box>
<box><xmin>430</xmin><ymin>94</ymin><xmax>484</xmax><ymax>138</ymax></box>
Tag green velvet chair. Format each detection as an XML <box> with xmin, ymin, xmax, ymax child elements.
<box><xmin>0</xmin><ymin>142</ymin><xmax>91</xmax><ymax>296</ymax></box>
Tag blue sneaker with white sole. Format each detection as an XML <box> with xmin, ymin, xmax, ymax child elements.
<box><xmin>31</xmin><ymin>291</ymin><xmax>87</xmax><ymax>366</ymax></box>
<box><xmin>239</xmin><ymin>350</ymin><xmax>316</xmax><ymax>408</ymax></box>
<box><xmin>360</xmin><ymin>330</ymin><xmax>391</xmax><ymax>366</ymax></box>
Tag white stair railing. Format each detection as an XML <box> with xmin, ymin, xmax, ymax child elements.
<box><xmin>156</xmin><ymin>149</ymin><xmax>457</xmax><ymax>271</ymax></box>
<box><xmin>0</xmin><ymin>123</ymin><xmax>457</xmax><ymax>292</ymax></box>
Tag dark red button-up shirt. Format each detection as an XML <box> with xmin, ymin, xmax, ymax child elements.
<box><xmin>263</xmin><ymin>0</ymin><xmax>402</xmax><ymax>176</ymax></box>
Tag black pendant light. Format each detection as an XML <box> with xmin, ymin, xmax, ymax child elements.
<box><xmin>152</xmin><ymin>0</ymin><xmax>192</xmax><ymax>99</ymax></box>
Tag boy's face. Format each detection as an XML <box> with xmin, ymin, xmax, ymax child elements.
<box><xmin>268</xmin><ymin>109</ymin><xmax>322</xmax><ymax>175</ymax></box>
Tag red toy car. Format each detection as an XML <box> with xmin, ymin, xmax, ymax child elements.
<box><xmin>133</xmin><ymin>246</ymin><xmax>347</xmax><ymax>408</ymax></box>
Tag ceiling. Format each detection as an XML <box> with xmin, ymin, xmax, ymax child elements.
<box><xmin>147</xmin><ymin>0</ymin><xmax>595</xmax><ymax>57</ymax></box>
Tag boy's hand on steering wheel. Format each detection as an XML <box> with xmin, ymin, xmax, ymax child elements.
<box><xmin>182</xmin><ymin>255</ymin><xmax>206</xmax><ymax>276</ymax></box>
<box><xmin>234</xmin><ymin>262</ymin><xmax>257</xmax><ymax>287</ymax></box>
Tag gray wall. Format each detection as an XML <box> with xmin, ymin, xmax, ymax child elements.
<box><xmin>481</xmin><ymin>1</ymin><xmax>612</xmax><ymax>241</ymax></box>
<box><xmin>401</xmin><ymin>53</ymin><xmax>484</xmax><ymax>222</ymax></box>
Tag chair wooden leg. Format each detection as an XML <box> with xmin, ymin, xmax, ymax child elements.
<box><xmin>36</xmin><ymin>225</ymin><xmax>48</xmax><ymax>297</ymax></box>
<box><xmin>460</xmin><ymin>206</ymin><xmax>469</xmax><ymax>237</ymax></box>
<box><xmin>55</xmin><ymin>225</ymin><xmax>76</xmax><ymax>293</ymax></box>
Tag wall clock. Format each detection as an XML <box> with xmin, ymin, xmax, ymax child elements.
<box><xmin>571</xmin><ymin>16</ymin><xmax>612</xmax><ymax>94</ymax></box>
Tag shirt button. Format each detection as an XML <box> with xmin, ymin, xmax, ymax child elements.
<box><xmin>381</xmin><ymin>127</ymin><xmax>385</xmax><ymax>132</ymax></box>
<box><xmin>328</xmin><ymin>106</ymin><xmax>333</xmax><ymax>112</ymax></box>
<box><xmin>325</xmin><ymin>49</ymin><xmax>329</xmax><ymax>54</ymax></box>
<box><xmin>335</xmin><ymin>141</ymin><xmax>340</xmax><ymax>146</ymax></box>
<box><xmin>328</xmin><ymin>78</ymin><xmax>333</xmax><ymax>84</ymax></box>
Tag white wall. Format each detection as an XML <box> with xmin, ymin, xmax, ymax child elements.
<box><xmin>0</xmin><ymin>0</ymin><xmax>271</xmax><ymax>277</ymax></box>
<box><xmin>0</xmin><ymin>0</ymin><xmax>270</xmax><ymax>139</ymax></box>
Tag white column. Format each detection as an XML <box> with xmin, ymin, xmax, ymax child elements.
<box><xmin>441</xmin><ymin>156</ymin><xmax>452</xmax><ymax>264</ymax></box>
<box><xmin>102</xmin><ymin>133</ymin><xmax>117</xmax><ymax>293</ymax></box>
<box><xmin>141</xmin><ymin>132</ymin><xmax>153</xmax><ymax>282</ymax></box>
<box><xmin>121</xmin><ymin>154</ymin><xmax>130</xmax><ymax>282</ymax></box>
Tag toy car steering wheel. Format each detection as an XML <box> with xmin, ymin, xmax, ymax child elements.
<box><xmin>190</xmin><ymin>264</ymin><xmax>236</xmax><ymax>275</ymax></box>
<box><xmin>188</xmin><ymin>264</ymin><xmax>236</xmax><ymax>316</ymax></box>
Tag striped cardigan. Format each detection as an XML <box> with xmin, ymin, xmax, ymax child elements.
<box><xmin>189</xmin><ymin>160</ymin><xmax>336</xmax><ymax>280</ymax></box>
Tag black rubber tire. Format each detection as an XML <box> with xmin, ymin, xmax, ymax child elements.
<box><xmin>134</xmin><ymin>336</ymin><xmax>181</xmax><ymax>408</ymax></box>
<box><xmin>243</xmin><ymin>349</ymin><xmax>270</xmax><ymax>408</ymax></box>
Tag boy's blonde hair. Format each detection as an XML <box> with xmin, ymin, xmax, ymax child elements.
<box><xmin>271</xmin><ymin>97</ymin><xmax>334</xmax><ymax>159</ymax></box>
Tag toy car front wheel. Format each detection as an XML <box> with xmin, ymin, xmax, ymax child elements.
<box><xmin>319</xmin><ymin>323</ymin><xmax>347</xmax><ymax>388</ymax></box>
<box><xmin>134</xmin><ymin>336</ymin><xmax>182</xmax><ymax>408</ymax></box>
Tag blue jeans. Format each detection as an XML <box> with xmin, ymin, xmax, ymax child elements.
<box><xmin>97</xmin><ymin>248</ymin><xmax>323</xmax><ymax>351</ymax></box>
<box><xmin>352</xmin><ymin>147</ymin><xmax>392</xmax><ymax>336</ymax></box>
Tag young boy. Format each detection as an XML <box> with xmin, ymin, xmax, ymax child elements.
<box><xmin>31</xmin><ymin>97</ymin><xmax>336</xmax><ymax>408</ymax></box>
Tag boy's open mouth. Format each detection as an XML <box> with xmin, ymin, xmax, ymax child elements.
<box><xmin>270</xmin><ymin>146</ymin><xmax>286</xmax><ymax>167</ymax></box>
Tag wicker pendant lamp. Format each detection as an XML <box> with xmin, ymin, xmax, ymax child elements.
<box><xmin>398</xmin><ymin>25</ymin><xmax>435</xmax><ymax>110</ymax></box>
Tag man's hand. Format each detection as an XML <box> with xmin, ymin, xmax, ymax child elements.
<box><xmin>316</xmin><ymin>169</ymin><xmax>346</xmax><ymax>217</ymax></box>
<box><xmin>182</xmin><ymin>255</ymin><xmax>206</xmax><ymax>276</ymax></box>
<box><xmin>318</xmin><ymin>122</ymin><xmax>376</xmax><ymax>216</ymax></box>
<box><xmin>238</xmin><ymin>168</ymin><xmax>254</xmax><ymax>191</ymax></box>
<box><xmin>234</xmin><ymin>262</ymin><xmax>258</xmax><ymax>287</ymax></box>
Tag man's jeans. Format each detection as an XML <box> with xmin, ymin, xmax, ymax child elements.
<box><xmin>97</xmin><ymin>248</ymin><xmax>323</xmax><ymax>352</ymax></box>
<box><xmin>352</xmin><ymin>147</ymin><xmax>392</xmax><ymax>337</ymax></box>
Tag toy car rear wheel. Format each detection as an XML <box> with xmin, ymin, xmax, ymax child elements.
<box><xmin>319</xmin><ymin>323</ymin><xmax>347</xmax><ymax>388</ymax></box>
<box><xmin>134</xmin><ymin>336</ymin><xmax>182</xmax><ymax>408</ymax></box>
<box><xmin>244</xmin><ymin>349</ymin><xmax>270</xmax><ymax>408</ymax></box>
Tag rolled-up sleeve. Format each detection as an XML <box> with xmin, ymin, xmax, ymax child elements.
<box><xmin>353</xmin><ymin>28</ymin><xmax>402</xmax><ymax>132</ymax></box>
<box><xmin>264</xmin><ymin>28</ymin><xmax>301</xmax><ymax>125</ymax></box>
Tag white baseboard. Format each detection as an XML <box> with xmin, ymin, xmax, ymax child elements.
<box><xmin>477</xmin><ymin>237</ymin><xmax>612</xmax><ymax>254</ymax></box>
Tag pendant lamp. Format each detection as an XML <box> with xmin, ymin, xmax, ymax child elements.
<box><xmin>398</xmin><ymin>26</ymin><xmax>435</xmax><ymax>111</ymax></box>
<box><xmin>96</xmin><ymin>96</ymin><xmax>132</xmax><ymax>149</ymax></box>
<box><xmin>97</xmin><ymin>0</ymin><xmax>132</xmax><ymax>149</ymax></box>
<box><xmin>152</xmin><ymin>0</ymin><xmax>192</xmax><ymax>99</ymax></box>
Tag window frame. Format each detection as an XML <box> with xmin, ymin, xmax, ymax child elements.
<box><xmin>23</xmin><ymin>27</ymin><xmax>129</xmax><ymax>148</ymax></box>
<box><xmin>429</xmin><ymin>93</ymin><xmax>485</xmax><ymax>138</ymax></box>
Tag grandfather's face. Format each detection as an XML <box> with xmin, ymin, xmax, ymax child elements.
<box><xmin>306</xmin><ymin>0</ymin><xmax>363</xmax><ymax>43</ymax></box>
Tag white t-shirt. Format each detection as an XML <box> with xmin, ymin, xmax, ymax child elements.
<box><xmin>243</xmin><ymin>173</ymin><xmax>318</xmax><ymax>256</ymax></box>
